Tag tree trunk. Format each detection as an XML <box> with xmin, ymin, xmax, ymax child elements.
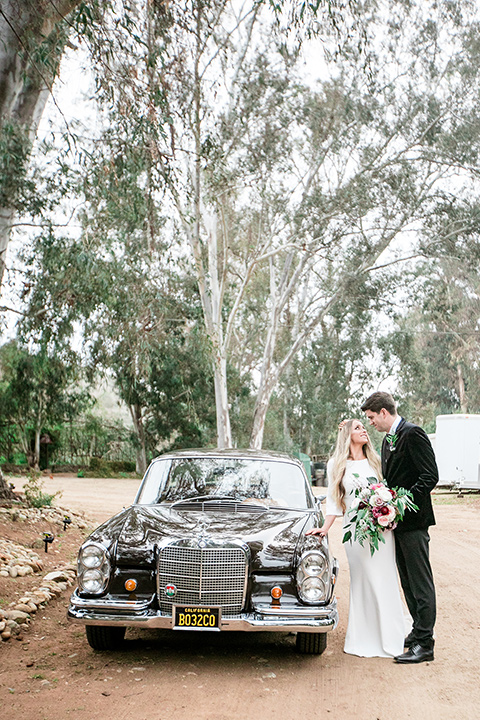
<box><xmin>32</xmin><ymin>426</ymin><xmax>41</xmax><ymax>470</ymax></box>
<box><xmin>185</xmin><ymin>1</ymin><xmax>232</xmax><ymax>449</ymax></box>
<box><xmin>0</xmin><ymin>468</ymin><xmax>20</xmax><ymax>503</ymax></box>
<box><xmin>0</xmin><ymin>0</ymin><xmax>80</xmax><ymax>287</ymax></box>
<box><xmin>250</xmin><ymin>372</ymin><xmax>277</xmax><ymax>450</ymax></box>
<box><xmin>457</xmin><ymin>364</ymin><xmax>468</xmax><ymax>414</ymax></box>
<box><xmin>213</xmin><ymin>352</ymin><xmax>232</xmax><ymax>448</ymax></box>
<box><xmin>129</xmin><ymin>404</ymin><xmax>148</xmax><ymax>475</ymax></box>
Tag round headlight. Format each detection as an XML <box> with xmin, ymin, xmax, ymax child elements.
<box><xmin>81</xmin><ymin>569</ymin><xmax>105</xmax><ymax>594</ymax></box>
<box><xmin>300</xmin><ymin>576</ymin><xmax>326</xmax><ymax>602</ymax></box>
<box><xmin>301</xmin><ymin>551</ymin><xmax>326</xmax><ymax>577</ymax></box>
<box><xmin>77</xmin><ymin>542</ymin><xmax>110</xmax><ymax>595</ymax></box>
<box><xmin>79</xmin><ymin>543</ymin><xmax>105</xmax><ymax>569</ymax></box>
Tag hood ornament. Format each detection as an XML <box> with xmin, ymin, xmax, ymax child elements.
<box><xmin>196</xmin><ymin>524</ymin><xmax>211</xmax><ymax>548</ymax></box>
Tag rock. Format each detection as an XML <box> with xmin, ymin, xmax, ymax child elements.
<box><xmin>8</xmin><ymin>566</ymin><xmax>18</xmax><ymax>578</ymax></box>
<box><xmin>0</xmin><ymin>621</ymin><xmax>5</xmax><ymax>632</ymax></box>
<box><xmin>0</xmin><ymin>570</ymin><xmax>8</xmax><ymax>577</ymax></box>
<box><xmin>1</xmin><ymin>630</ymin><xmax>11</xmax><ymax>641</ymax></box>
<box><xmin>43</xmin><ymin>571</ymin><xmax>69</xmax><ymax>583</ymax></box>
<box><xmin>14</xmin><ymin>604</ymin><xmax>32</xmax><ymax>614</ymax></box>
<box><xmin>5</xmin><ymin>610</ymin><xmax>29</xmax><ymax>622</ymax></box>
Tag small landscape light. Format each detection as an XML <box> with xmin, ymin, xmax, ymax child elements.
<box><xmin>63</xmin><ymin>515</ymin><xmax>72</xmax><ymax>531</ymax></box>
<box><xmin>125</xmin><ymin>578</ymin><xmax>138</xmax><ymax>592</ymax></box>
<box><xmin>43</xmin><ymin>532</ymin><xmax>54</xmax><ymax>553</ymax></box>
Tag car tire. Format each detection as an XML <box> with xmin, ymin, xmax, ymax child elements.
<box><xmin>85</xmin><ymin>625</ymin><xmax>126</xmax><ymax>651</ymax></box>
<box><xmin>296</xmin><ymin>631</ymin><xmax>327</xmax><ymax>655</ymax></box>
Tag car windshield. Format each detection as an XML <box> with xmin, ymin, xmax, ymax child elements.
<box><xmin>136</xmin><ymin>457</ymin><xmax>312</xmax><ymax>510</ymax></box>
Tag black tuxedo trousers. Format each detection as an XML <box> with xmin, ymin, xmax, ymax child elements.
<box><xmin>382</xmin><ymin>419</ymin><xmax>438</xmax><ymax>648</ymax></box>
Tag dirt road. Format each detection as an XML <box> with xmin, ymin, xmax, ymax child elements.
<box><xmin>1</xmin><ymin>477</ymin><xmax>479</xmax><ymax>720</ymax></box>
<box><xmin>14</xmin><ymin>474</ymin><xmax>141</xmax><ymax>523</ymax></box>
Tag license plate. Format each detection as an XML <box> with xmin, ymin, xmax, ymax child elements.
<box><xmin>173</xmin><ymin>605</ymin><xmax>221</xmax><ymax>631</ymax></box>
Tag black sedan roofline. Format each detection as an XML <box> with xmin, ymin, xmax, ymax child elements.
<box><xmin>148</xmin><ymin>448</ymin><xmax>305</xmax><ymax>467</ymax></box>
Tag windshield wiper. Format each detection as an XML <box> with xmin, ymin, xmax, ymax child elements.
<box><xmin>170</xmin><ymin>494</ymin><xmax>238</xmax><ymax>507</ymax></box>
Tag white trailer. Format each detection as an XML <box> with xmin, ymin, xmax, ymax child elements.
<box><xmin>435</xmin><ymin>414</ymin><xmax>480</xmax><ymax>489</ymax></box>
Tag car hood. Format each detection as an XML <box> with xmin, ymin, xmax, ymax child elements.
<box><xmin>90</xmin><ymin>504</ymin><xmax>315</xmax><ymax>572</ymax></box>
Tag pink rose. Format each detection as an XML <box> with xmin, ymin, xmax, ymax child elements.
<box><xmin>377</xmin><ymin>506</ymin><xmax>396</xmax><ymax>526</ymax></box>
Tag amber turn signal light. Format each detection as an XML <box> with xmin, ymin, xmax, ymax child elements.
<box><xmin>125</xmin><ymin>578</ymin><xmax>138</xmax><ymax>592</ymax></box>
<box><xmin>270</xmin><ymin>586</ymin><xmax>283</xmax><ymax>600</ymax></box>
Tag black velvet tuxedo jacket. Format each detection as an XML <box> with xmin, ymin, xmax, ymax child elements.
<box><xmin>381</xmin><ymin>418</ymin><xmax>438</xmax><ymax>534</ymax></box>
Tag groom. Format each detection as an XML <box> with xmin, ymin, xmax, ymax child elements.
<box><xmin>361</xmin><ymin>391</ymin><xmax>438</xmax><ymax>664</ymax></box>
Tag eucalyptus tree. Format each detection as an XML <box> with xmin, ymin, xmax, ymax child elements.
<box><xmin>380</xmin><ymin>257</ymin><xmax>480</xmax><ymax>427</ymax></box>
<box><xmin>0</xmin><ymin>0</ymin><xmax>351</xmax><ymax>292</ymax></box>
<box><xmin>8</xmin><ymin>0</ymin><xmax>480</xmax><ymax>454</ymax></box>
<box><xmin>131</xmin><ymin>0</ymin><xmax>480</xmax><ymax>448</ymax></box>
<box><xmin>67</xmin><ymin>0</ymin><xmax>480</xmax><ymax>451</ymax></box>
<box><xmin>0</xmin><ymin>339</ymin><xmax>90</xmax><ymax>469</ymax></box>
<box><xmin>276</xmin><ymin>281</ymin><xmax>381</xmax><ymax>456</ymax></box>
<box><xmin>0</xmin><ymin>0</ymin><xmax>85</xmax><ymax>286</ymax></box>
<box><xmin>18</xmin><ymin>118</ymin><xmax>218</xmax><ymax>472</ymax></box>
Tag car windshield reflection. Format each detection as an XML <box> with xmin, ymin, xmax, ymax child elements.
<box><xmin>136</xmin><ymin>457</ymin><xmax>311</xmax><ymax>510</ymax></box>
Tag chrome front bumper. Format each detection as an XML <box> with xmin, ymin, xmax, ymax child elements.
<box><xmin>67</xmin><ymin>590</ymin><xmax>338</xmax><ymax>634</ymax></box>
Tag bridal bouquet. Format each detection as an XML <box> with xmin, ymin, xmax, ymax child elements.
<box><xmin>342</xmin><ymin>477</ymin><xmax>418</xmax><ymax>556</ymax></box>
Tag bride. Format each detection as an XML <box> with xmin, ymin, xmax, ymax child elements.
<box><xmin>307</xmin><ymin>419</ymin><xmax>405</xmax><ymax>658</ymax></box>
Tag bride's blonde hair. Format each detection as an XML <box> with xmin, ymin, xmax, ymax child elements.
<box><xmin>330</xmin><ymin>419</ymin><xmax>382</xmax><ymax>513</ymax></box>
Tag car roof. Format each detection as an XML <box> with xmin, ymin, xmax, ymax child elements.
<box><xmin>150</xmin><ymin>448</ymin><xmax>305</xmax><ymax>467</ymax></box>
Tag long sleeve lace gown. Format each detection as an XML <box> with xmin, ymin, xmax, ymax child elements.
<box><xmin>326</xmin><ymin>457</ymin><xmax>405</xmax><ymax>657</ymax></box>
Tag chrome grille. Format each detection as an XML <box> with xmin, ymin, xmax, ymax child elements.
<box><xmin>157</xmin><ymin>541</ymin><xmax>248</xmax><ymax>616</ymax></box>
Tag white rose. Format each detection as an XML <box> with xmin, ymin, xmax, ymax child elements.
<box><xmin>369</xmin><ymin>493</ymin><xmax>384</xmax><ymax>507</ymax></box>
<box><xmin>376</xmin><ymin>486</ymin><xmax>393</xmax><ymax>503</ymax></box>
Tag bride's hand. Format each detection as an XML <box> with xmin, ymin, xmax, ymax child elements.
<box><xmin>306</xmin><ymin>527</ymin><xmax>327</xmax><ymax>537</ymax></box>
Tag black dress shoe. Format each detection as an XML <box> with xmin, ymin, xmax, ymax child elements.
<box><xmin>394</xmin><ymin>643</ymin><xmax>434</xmax><ymax>664</ymax></box>
<box><xmin>404</xmin><ymin>632</ymin><xmax>416</xmax><ymax>648</ymax></box>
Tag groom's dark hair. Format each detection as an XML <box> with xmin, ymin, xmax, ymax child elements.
<box><xmin>361</xmin><ymin>391</ymin><xmax>396</xmax><ymax>415</ymax></box>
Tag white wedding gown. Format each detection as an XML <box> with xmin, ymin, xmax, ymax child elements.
<box><xmin>325</xmin><ymin>457</ymin><xmax>405</xmax><ymax>657</ymax></box>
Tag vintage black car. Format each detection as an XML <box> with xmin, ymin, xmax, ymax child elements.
<box><xmin>68</xmin><ymin>449</ymin><xmax>338</xmax><ymax>654</ymax></box>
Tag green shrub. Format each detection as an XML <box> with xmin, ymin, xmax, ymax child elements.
<box><xmin>86</xmin><ymin>458</ymin><xmax>137</xmax><ymax>477</ymax></box>
<box><xmin>23</xmin><ymin>470</ymin><xmax>60</xmax><ymax>508</ymax></box>
<box><xmin>12</xmin><ymin>452</ymin><xmax>27</xmax><ymax>465</ymax></box>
